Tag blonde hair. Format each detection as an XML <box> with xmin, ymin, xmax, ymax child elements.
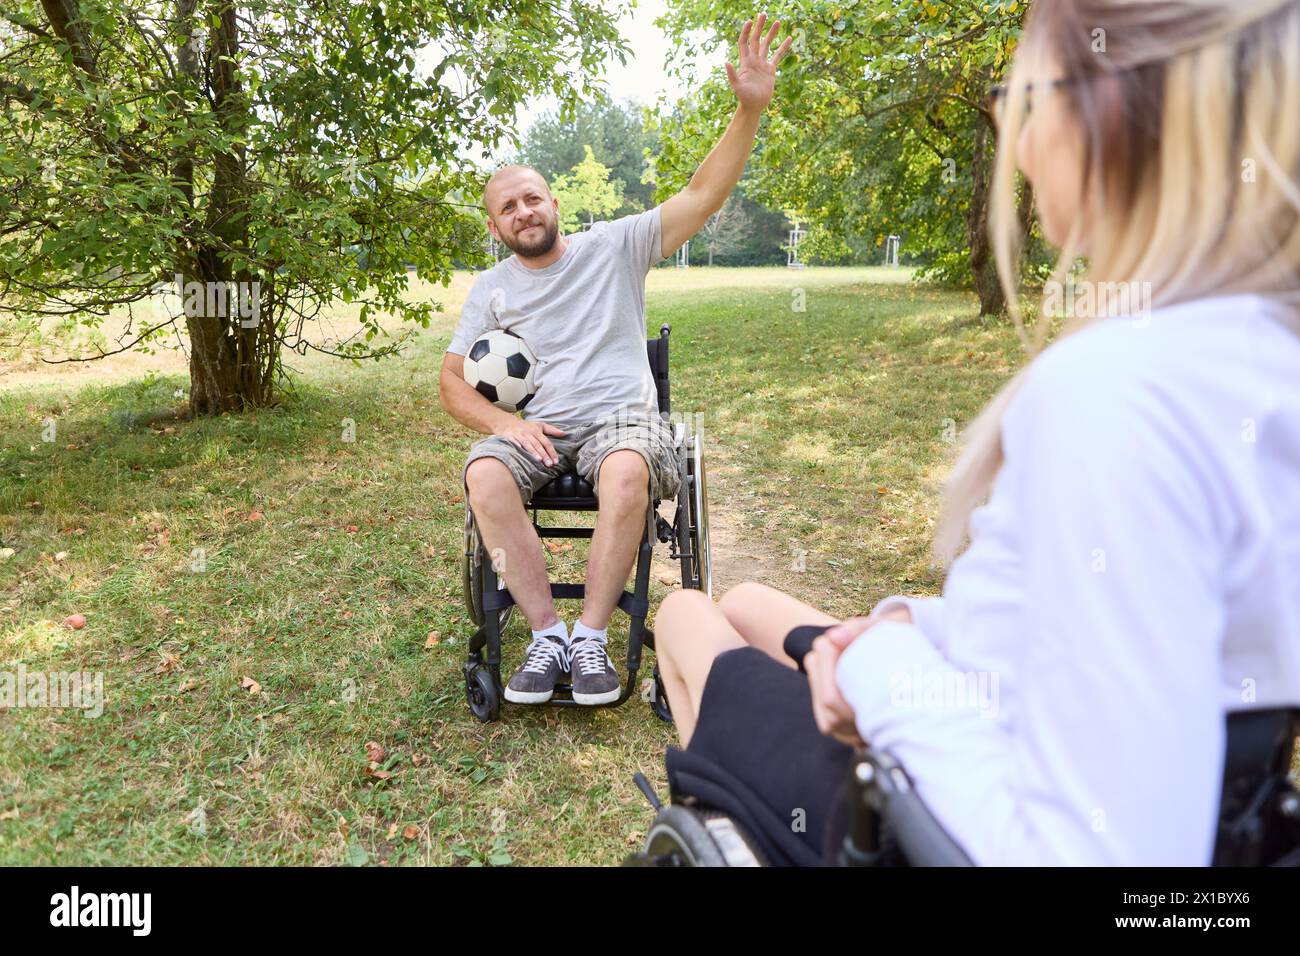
<box><xmin>934</xmin><ymin>0</ymin><xmax>1300</xmax><ymax>563</ymax></box>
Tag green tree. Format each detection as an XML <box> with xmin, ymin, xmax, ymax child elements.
<box><xmin>0</xmin><ymin>0</ymin><xmax>628</xmax><ymax>413</ymax></box>
<box><xmin>551</xmin><ymin>144</ymin><xmax>623</xmax><ymax>233</ymax></box>
<box><xmin>655</xmin><ymin>0</ymin><xmax>1037</xmax><ymax>314</ymax></box>
<box><xmin>517</xmin><ymin>97</ymin><xmax>658</xmax><ymax>215</ymax></box>
<box><xmin>698</xmin><ymin>195</ymin><xmax>750</xmax><ymax>266</ymax></box>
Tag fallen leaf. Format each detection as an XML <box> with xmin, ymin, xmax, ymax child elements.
<box><xmin>410</xmin><ymin>753</ymin><xmax>426</xmax><ymax>767</ymax></box>
<box><xmin>402</xmin><ymin>825</ymin><xmax>419</xmax><ymax>840</ymax></box>
<box><xmin>62</xmin><ymin>613</ymin><xmax>87</xmax><ymax>630</ymax></box>
<box><xmin>177</xmin><ymin>679</ymin><xmax>200</xmax><ymax>694</ymax></box>
<box><xmin>365</xmin><ymin>741</ymin><xmax>386</xmax><ymax>763</ymax></box>
<box><xmin>245</xmin><ymin>511</ymin><xmax>263</xmax><ymax>522</ymax></box>
<box><xmin>386</xmin><ymin>823</ymin><xmax>398</xmax><ymax>840</ymax></box>
<box><xmin>424</xmin><ymin>631</ymin><xmax>440</xmax><ymax>648</ymax></box>
<box><xmin>154</xmin><ymin>654</ymin><xmax>181</xmax><ymax>675</ymax></box>
<box><xmin>240</xmin><ymin>676</ymin><xmax>262</xmax><ymax>694</ymax></box>
<box><xmin>345</xmin><ymin>525</ymin><xmax>360</xmax><ymax>533</ymax></box>
<box><xmin>53</xmin><ymin>551</ymin><xmax>68</xmax><ymax>562</ymax></box>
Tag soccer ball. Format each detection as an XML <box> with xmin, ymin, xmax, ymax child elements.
<box><xmin>463</xmin><ymin>329</ymin><xmax>538</xmax><ymax>413</ymax></box>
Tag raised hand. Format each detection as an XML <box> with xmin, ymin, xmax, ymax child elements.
<box><xmin>725</xmin><ymin>12</ymin><xmax>795</xmax><ymax>112</ymax></box>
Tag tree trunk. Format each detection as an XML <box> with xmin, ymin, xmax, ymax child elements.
<box><xmin>1016</xmin><ymin>178</ymin><xmax>1036</xmax><ymax>259</ymax></box>
<box><xmin>966</xmin><ymin>114</ymin><xmax>1005</xmax><ymax>316</ymax></box>
<box><xmin>186</xmin><ymin>302</ymin><xmax>243</xmax><ymax>415</ymax></box>
<box><xmin>177</xmin><ymin>1</ymin><xmax>271</xmax><ymax>416</ymax></box>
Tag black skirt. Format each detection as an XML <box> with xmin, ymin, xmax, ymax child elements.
<box><xmin>663</xmin><ymin>625</ymin><xmax>856</xmax><ymax>866</ymax></box>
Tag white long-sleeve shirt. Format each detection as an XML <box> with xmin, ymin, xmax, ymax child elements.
<box><xmin>836</xmin><ymin>294</ymin><xmax>1300</xmax><ymax>866</ymax></box>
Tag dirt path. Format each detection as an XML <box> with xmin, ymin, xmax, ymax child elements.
<box><xmin>650</xmin><ymin>437</ymin><xmax>825</xmax><ymax>603</ymax></box>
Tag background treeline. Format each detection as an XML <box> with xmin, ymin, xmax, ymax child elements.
<box><xmin>503</xmin><ymin>98</ymin><xmax>840</xmax><ymax>269</ymax></box>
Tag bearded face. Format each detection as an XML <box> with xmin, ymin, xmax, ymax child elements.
<box><xmin>498</xmin><ymin>205</ymin><xmax>560</xmax><ymax>257</ymax></box>
<box><xmin>485</xmin><ymin>169</ymin><xmax>562</xmax><ymax>258</ymax></box>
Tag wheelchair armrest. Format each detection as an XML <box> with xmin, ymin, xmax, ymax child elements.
<box><xmin>840</xmin><ymin>749</ymin><xmax>976</xmax><ymax>867</ymax></box>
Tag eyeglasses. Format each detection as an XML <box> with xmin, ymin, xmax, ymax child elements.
<box><xmin>985</xmin><ymin>77</ymin><xmax>1079</xmax><ymax>128</ymax></box>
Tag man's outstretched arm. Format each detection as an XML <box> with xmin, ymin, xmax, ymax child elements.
<box><xmin>660</xmin><ymin>12</ymin><xmax>794</xmax><ymax>259</ymax></box>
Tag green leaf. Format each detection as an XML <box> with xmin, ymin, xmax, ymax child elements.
<box><xmin>345</xmin><ymin>844</ymin><xmax>369</xmax><ymax>867</ymax></box>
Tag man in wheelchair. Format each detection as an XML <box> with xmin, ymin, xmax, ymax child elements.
<box><xmin>439</xmin><ymin>16</ymin><xmax>793</xmax><ymax>707</ymax></box>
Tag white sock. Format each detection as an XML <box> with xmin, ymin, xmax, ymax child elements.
<box><xmin>571</xmin><ymin>620</ymin><xmax>607</xmax><ymax>644</ymax></box>
<box><xmin>532</xmin><ymin>619</ymin><xmax>569</xmax><ymax>645</ymax></box>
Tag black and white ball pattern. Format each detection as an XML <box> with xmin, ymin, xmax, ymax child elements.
<box><xmin>463</xmin><ymin>329</ymin><xmax>537</xmax><ymax>413</ymax></box>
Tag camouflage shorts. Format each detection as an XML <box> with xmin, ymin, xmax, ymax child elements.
<box><xmin>462</xmin><ymin>413</ymin><xmax>682</xmax><ymax>505</ymax></box>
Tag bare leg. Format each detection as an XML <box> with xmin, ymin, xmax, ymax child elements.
<box><xmin>652</xmin><ymin>589</ymin><xmax>746</xmax><ymax>747</ymax></box>
<box><xmin>717</xmin><ymin>581</ymin><xmax>839</xmax><ymax>669</ymax></box>
<box><xmin>580</xmin><ymin>450</ymin><xmax>649</xmax><ymax>630</ymax></box>
<box><xmin>465</xmin><ymin>457</ymin><xmax>558</xmax><ymax>630</ymax></box>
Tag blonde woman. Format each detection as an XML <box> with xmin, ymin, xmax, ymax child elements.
<box><xmin>651</xmin><ymin>0</ymin><xmax>1300</xmax><ymax>866</ymax></box>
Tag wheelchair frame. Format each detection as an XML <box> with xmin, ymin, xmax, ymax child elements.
<box><xmin>628</xmin><ymin>707</ymin><xmax>1300</xmax><ymax>867</ymax></box>
<box><xmin>460</xmin><ymin>323</ymin><xmax>712</xmax><ymax>723</ymax></box>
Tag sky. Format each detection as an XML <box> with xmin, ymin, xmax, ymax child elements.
<box><xmin>485</xmin><ymin>0</ymin><xmax>718</xmax><ymax>166</ymax></box>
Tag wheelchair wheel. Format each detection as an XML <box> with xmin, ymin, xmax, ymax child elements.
<box><xmin>463</xmin><ymin>509</ymin><xmax>513</xmax><ymax>630</ymax></box>
<box><xmin>464</xmin><ymin>662</ymin><xmax>501</xmax><ymax>723</ymax></box>
<box><xmin>631</xmin><ymin>806</ymin><xmax>763</xmax><ymax>867</ymax></box>
<box><xmin>649</xmin><ymin>666</ymin><xmax>673</xmax><ymax>723</ymax></box>
<box><xmin>677</xmin><ymin>430</ymin><xmax>713</xmax><ymax>598</ymax></box>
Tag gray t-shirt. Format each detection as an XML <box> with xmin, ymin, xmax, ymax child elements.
<box><xmin>448</xmin><ymin>206</ymin><xmax>666</xmax><ymax>428</ymax></box>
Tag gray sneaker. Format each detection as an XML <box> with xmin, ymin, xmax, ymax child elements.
<box><xmin>504</xmin><ymin>634</ymin><xmax>569</xmax><ymax>704</ymax></box>
<box><xmin>568</xmin><ymin>636</ymin><xmax>620</xmax><ymax>705</ymax></box>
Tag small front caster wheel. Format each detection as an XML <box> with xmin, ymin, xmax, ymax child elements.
<box><xmin>649</xmin><ymin>666</ymin><xmax>673</xmax><ymax>724</ymax></box>
<box><xmin>465</xmin><ymin>663</ymin><xmax>501</xmax><ymax>723</ymax></box>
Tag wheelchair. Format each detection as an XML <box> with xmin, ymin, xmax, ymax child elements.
<box><xmin>627</xmin><ymin>706</ymin><xmax>1300</xmax><ymax>867</ymax></box>
<box><xmin>460</xmin><ymin>323</ymin><xmax>712</xmax><ymax>723</ymax></box>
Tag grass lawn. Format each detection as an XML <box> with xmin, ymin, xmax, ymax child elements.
<box><xmin>0</xmin><ymin>266</ymin><xmax>1023</xmax><ymax>865</ymax></box>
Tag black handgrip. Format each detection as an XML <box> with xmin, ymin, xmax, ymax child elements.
<box><xmin>782</xmin><ymin>624</ymin><xmax>833</xmax><ymax>673</ymax></box>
